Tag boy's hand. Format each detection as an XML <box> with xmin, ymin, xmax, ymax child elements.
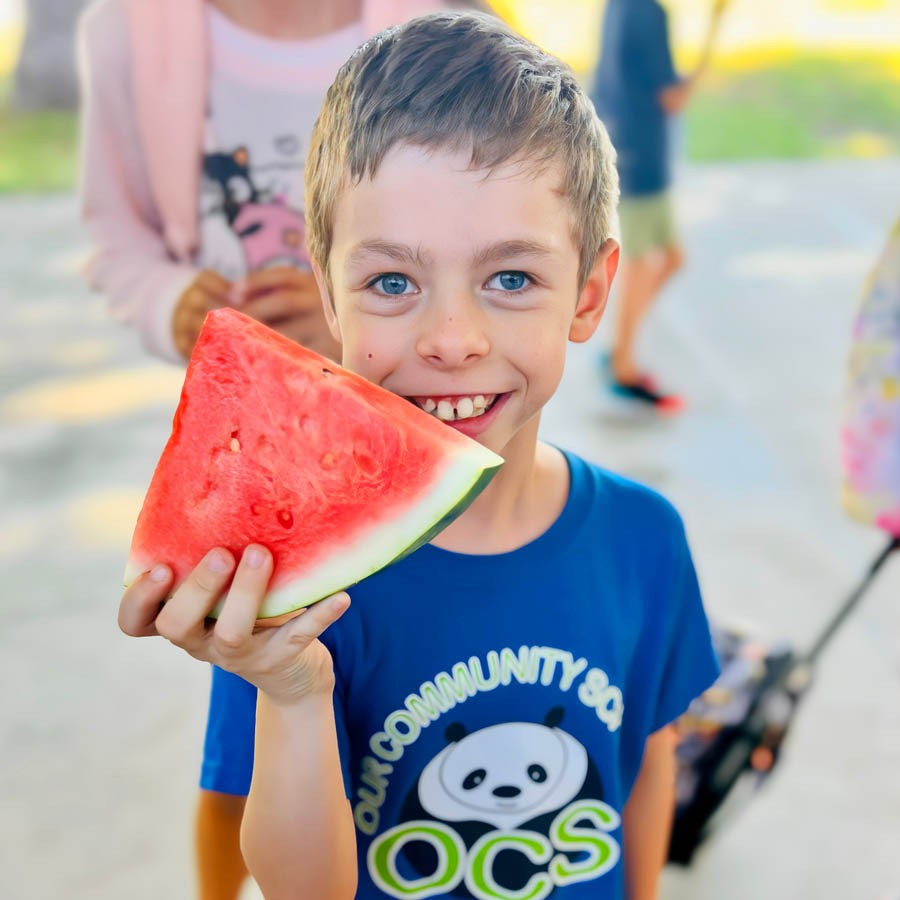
<box><xmin>172</xmin><ymin>269</ymin><xmax>233</xmax><ymax>359</ymax></box>
<box><xmin>118</xmin><ymin>546</ymin><xmax>351</xmax><ymax>706</ymax></box>
<box><xmin>232</xmin><ymin>266</ymin><xmax>341</xmax><ymax>361</ymax></box>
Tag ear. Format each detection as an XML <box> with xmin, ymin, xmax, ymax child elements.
<box><xmin>569</xmin><ymin>239</ymin><xmax>619</xmax><ymax>344</ymax></box>
<box><xmin>312</xmin><ymin>260</ymin><xmax>342</xmax><ymax>344</ymax></box>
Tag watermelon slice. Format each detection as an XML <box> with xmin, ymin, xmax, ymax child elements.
<box><xmin>125</xmin><ymin>308</ymin><xmax>503</xmax><ymax>620</ymax></box>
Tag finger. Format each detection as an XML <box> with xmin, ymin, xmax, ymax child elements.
<box><xmin>195</xmin><ymin>269</ymin><xmax>233</xmax><ymax>300</ymax></box>
<box><xmin>213</xmin><ymin>545</ymin><xmax>275</xmax><ymax>652</ymax></box>
<box><xmin>118</xmin><ymin>564</ymin><xmax>174</xmax><ymax>637</ymax></box>
<box><xmin>182</xmin><ymin>305</ymin><xmax>214</xmax><ymax>333</ymax></box>
<box><xmin>178</xmin><ymin>289</ymin><xmax>219</xmax><ymax>324</ymax></box>
<box><xmin>156</xmin><ymin>548</ymin><xmax>236</xmax><ymax>650</ymax></box>
<box><xmin>241</xmin><ymin>289</ymin><xmax>324</xmax><ymax>324</ymax></box>
<box><xmin>276</xmin><ymin>592</ymin><xmax>351</xmax><ymax>651</ymax></box>
<box><xmin>238</xmin><ymin>266</ymin><xmax>314</xmax><ymax>300</ymax></box>
<box><xmin>173</xmin><ymin>308</ymin><xmax>213</xmax><ymax>357</ymax></box>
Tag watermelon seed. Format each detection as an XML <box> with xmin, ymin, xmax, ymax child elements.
<box><xmin>277</xmin><ymin>509</ymin><xmax>294</xmax><ymax>528</ymax></box>
<box><xmin>230</xmin><ymin>438</ymin><xmax>241</xmax><ymax>453</ymax></box>
<box><xmin>322</xmin><ymin>367</ymin><xmax>333</xmax><ymax>377</ymax></box>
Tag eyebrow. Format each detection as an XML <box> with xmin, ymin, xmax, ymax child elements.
<box><xmin>470</xmin><ymin>240</ymin><xmax>554</xmax><ymax>268</ymax></box>
<box><xmin>346</xmin><ymin>240</ymin><xmax>432</xmax><ymax>268</ymax></box>
<box><xmin>346</xmin><ymin>238</ymin><xmax>556</xmax><ymax>271</ymax></box>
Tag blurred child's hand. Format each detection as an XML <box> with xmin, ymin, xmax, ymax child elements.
<box><xmin>231</xmin><ymin>266</ymin><xmax>341</xmax><ymax>361</ymax></box>
<box><xmin>118</xmin><ymin>546</ymin><xmax>351</xmax><ymax>706</ymax></box>
<box><xmin>172</xmin><ymin>269</ymin><xmax>233</xmax><ymax>359</ymax></box>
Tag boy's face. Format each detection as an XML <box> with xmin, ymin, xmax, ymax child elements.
<box><xmin>316</xmin><ymin>144</ymin><xmax>617</xmax><ymax>459</ymax></box>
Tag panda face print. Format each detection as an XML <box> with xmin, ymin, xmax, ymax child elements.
<box><xmin>418</xmin><ymin>721</ymin><xmax>589</xmax><ymax>832</ymax></box>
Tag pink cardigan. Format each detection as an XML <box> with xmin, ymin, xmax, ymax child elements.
<box><xmin>77</xmin><ymin>0</ymin><xmax>440</xmax><ymax>362</ymax></box>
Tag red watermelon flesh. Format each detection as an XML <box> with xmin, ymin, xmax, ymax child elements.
<box><xmin>125</xmin><ymin>308</ymin><xmax>503</xmax><ymax>620</ymax></box>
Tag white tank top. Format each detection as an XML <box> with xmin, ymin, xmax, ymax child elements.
<box><xmin>197</xmin><ymin>6</ymin><xmax>365</xmax><ymax>280</ymax></box>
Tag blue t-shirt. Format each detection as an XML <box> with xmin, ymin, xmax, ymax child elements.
<box><xmin>591</xmin><ymin>0</ymin><xmax>679</xmax><ymax>196</ymax></box>
<box><xmin>201</xmin><ymin>451</ymin><xmax>718</xmax><ymax>899</ymax></box>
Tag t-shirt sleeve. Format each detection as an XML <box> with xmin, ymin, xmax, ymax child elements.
<box><xmin>199</xmin><ymin>658</ymin><xmax>354</xmax><ymax>800</ymax></box>
<box><xmin>199</xmin><ymin>665</ymin><xmax>258</xmax><ymax>796</ymax></box>
<box><xmin>651</xmin><ymin>524</ymin><xmax>720</xmax><ymax>732</ymax></box>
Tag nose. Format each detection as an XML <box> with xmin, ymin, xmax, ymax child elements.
<box><xmin>415</xmin><ymin>294</ymin><xmax>490</xmax><ymax>369</ymax></box>
<box><xmin>492</xmin><ymin>785</ymin><xmax>522</xmax><ymax>798</ymax></box>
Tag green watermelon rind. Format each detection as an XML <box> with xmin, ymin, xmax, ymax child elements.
<box><xmin>186</xmin><ymin>445</ymin><xmax>503</xmax><ymax>620</ymax></box>
<box><xmin>380</xmin><ymin>461</ymin><xmax>500</xmax><ymax>568</ymax></box>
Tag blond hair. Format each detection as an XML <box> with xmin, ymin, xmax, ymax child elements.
<box><xmin>305</xmin><ymin>12</ymin><xmax>619</xmax><ymax>288</ymax></box>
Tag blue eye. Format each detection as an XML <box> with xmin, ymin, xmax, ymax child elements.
<box><xmin>489</xmin><ymin>271</ymin><xmax>530</xmax><ymax>292</ymax></box>
<box><xmin>373</xmin><ymin>273</ymin><xmax>411</xmax><ymax>295</ymax></box>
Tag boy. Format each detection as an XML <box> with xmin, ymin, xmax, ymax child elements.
<box><xmin>591</xmin><ymin>0</ymin><xmax>727</xmax><ymax>411</ymax></box>
<box><xmin>119</xmin><ymin>13</ymin><xmax>718</xmax><ymax>899</ymax></box>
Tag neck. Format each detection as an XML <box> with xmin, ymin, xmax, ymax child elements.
<box><xmin>431</xmin><ymin>425</ymin><xmax>570</xmax><ymax>555</ymax></box>
<box><xmin>209</xmin><ymin>0</ymin><xmax>362</xmax><ymax>40</ymax></box>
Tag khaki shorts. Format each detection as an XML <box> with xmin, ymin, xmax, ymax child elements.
<box><xmin>617</xmin><ymin>191</ymin><xmax>678</xmax><ymax>259</ymax></box>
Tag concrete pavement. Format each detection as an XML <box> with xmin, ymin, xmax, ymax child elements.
<box><xmin>2</xmin><ymin>159</ymin><xmax>899</xmax><ymax>899</ymax></box>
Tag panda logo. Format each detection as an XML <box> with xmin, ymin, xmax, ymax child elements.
<box><xmin>397</xmin><ymin>708</ymin><xmax>605</xmax><ymax>897</ymax></box>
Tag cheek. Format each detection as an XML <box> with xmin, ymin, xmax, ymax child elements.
<box><xmin>506</xmin><ymin>309</ymin><xmax>570</xmax><ymax>349</ymax></box>
<box><xmin>338</xmin><ymin>322</ymin><xmax>396</xmax><ymax>377</ymax></box>
<box><xmin>519</xmin><ymin>334</ymin><xmax>568</xmax><ymax>386</ymax></box>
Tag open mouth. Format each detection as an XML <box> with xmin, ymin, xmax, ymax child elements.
<box><xmin>408</xmin><ymin>393</ymin><xmax>500</xmax><ymax>422</ymax></box>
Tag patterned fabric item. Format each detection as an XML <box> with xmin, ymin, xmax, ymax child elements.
<box><xmin>842</xmin><ymin>216</ymin><xmax>900</xmax><ymax>536</ymax></box>
<box><xmin>669</xmin><ymin>624</ymin><xmax>802</xmax><ymax>864</ymax></box>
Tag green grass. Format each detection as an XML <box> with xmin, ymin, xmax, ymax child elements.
<box><xmin>686</xmin><ymin>52</ymin><xmax>900</xmax><ymax>161</ymax></box>
<box><xmin>0</xmin><ymin>77</ymin><xmax>78</xmax><ymax>193</ymax></box>
<box><xmin>0</xmin><ymin>106</ymin><xmax>78</xmax><ymax>192</ymax></box>
<box><xmin>0</xmin><ymin>53</ymin><xmax>898</xmax><ymax>192</ymax></box>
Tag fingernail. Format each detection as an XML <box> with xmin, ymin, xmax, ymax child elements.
<box><xmin>246</xmin><ymin>547</ymin><xmax>265</xmax><ymax>569</ymax></box>
<box><xmin>150</xmin><ymin>564</ymin><xmax>170</xmax><ymax>583</ymax></box>
<box><xmin>207</xmin><ymin>550</ymin><xmax>230</xmax><ymax>573</ymax></box>
<box><xmin>229</xmin><ymin>285</ymin><xmax>244</xmax><ymax>306</ymax></box>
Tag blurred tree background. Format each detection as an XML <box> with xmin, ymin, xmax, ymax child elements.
<box><xmin>0</xmin><ymin>0</ymin><xmax>898</xmax><ymax>192</ymax></box>
<box><xmin>493</xmin><ymin>0</ymin><xmax>900</xmax><ymax>160</ymax></box>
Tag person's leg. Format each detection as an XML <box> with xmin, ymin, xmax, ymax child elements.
<box><xmin>611</xmin><ymin>252</ymin><xmax>663</xmax><ymax>383</ymax></box>
<box><xmin>195</xmin><ymin>789</ymin><xmax>248</xmax><ymax>900</ymax></box>
<box><xmin>652</xmin><ymin>243</ymin><xmax>684</xmax><ymax>296</ymax></box>
<box><xmin>610</xmin><ymin>192</ymin><xmax>682</xmax><ymax>388</ymax></box>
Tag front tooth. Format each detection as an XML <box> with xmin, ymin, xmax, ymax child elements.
<box><xmin>473</xmin><ymin>395</ymin><xmax>486</xmax><ymax>409</ymax></box>
<box><xmin>456</xmin><ymin>397</ymin><xmax>474</xmax><ymax>419</ymax></box>
<box><xmin>422</xmin><ymin>398</ymin><xmax>437</xmax><ymax>412</ymax></box>
<box><xmin>436</xmin><ymin>400</ymin><xmax>455</xmax><ymax>421</ymax></box>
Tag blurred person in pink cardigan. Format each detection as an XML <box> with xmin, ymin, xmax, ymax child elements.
<box><xmin>77</xmin><ymin>0</ymin><xmax>469</xmax><ymax>367</ymax></box>
<box><xmin>77</xmin><ymin>1</ymin><xmax>486</xmax><ymax>896</ymax></box>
